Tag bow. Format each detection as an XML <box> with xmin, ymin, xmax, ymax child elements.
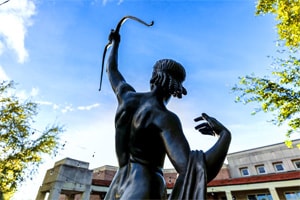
<box><xmin>99</xmin><ymin>16</ymin><xmax>154</xmax><ymax>91</ymax></box>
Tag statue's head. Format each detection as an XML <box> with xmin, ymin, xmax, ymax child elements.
<box><xmin>150</xmin><ymin>59</ymin><xmax>187</xmax><ymax>98</ymax></box>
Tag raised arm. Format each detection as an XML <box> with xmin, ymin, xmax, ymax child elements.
<box><xmin>105</xmin><ymin>16</ymin><xmax>153</xmax><ymax>96</ymax></box>
<box><xmin>194</xmin><ymin>113</ymin><xmax>231</xmax><ymax>182</ymax></box>
<box><xmin>106</xmin><ymin>30</ymin><xmax>130</xmax><ymax>97</ymax></box>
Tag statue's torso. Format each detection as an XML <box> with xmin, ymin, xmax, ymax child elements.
<box><xmin>115</xmin><ymin>92</ymin><xmax>166</xmax><ymax>169</ymax></box>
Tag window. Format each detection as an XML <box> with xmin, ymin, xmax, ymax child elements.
<box><xmin>257</xmin><ymin>194</ymin><xmax>273</xmax><ymax>200</ymax></box>
<box><xmin>273</xmin><ymin>162</ymin><xmax>284</xmax><ymax>172</ymax></box>
<box><xmin>240</xmin><ymin>167</ymin><xmax>250</xmax><ymax>176</ymax></box>
<box><xmin>247</xmin><ymin>194</ymin><xmax>273</xmax><ymax>200</ymax></box>
<box><xmin>285</xmin><ymin>191</ymin><xmax>300</xmax><ymax>200</ymax></box>
<box><xmin>247</xmin><ymin>195</ymin><xmax>256</xmax><ymax>200</ymax></box>
<box><xmin>256</xmin><ymin>165</ymin><xmax>266</xmax><ymax>174</ymax></box>
<box><xmin>293</xmin><ymin>160</ymin><xmax>300</xmax><ymax>169</ymax></box>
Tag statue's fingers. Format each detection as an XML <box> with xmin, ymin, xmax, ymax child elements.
<box><xmin>201</xmin><ymin>113</ymin><xmax>211</xmax><ymax>121</ymax></box>
<box><xmin>198</xmin><ymin>127</ymin><xmax>214</xmax><ymax>136</ymax></box>
<box><xmin>202</xmin><ymin>113</ymin><xmax>217</xmax><ymax>127</ymax></box>
<box><xmin>194</xmin><ymin>116</ymin><xmax>204</xmax><ymax>122</ymax></box>
<box><xmin>200</xmin><ymin>130</ymin><xmax>215</xmax><ymax>136</ymax></box>
<box><xmin>195</xmin><ymin>122</ymin><xmax>209</xmax><ymax>130</ymax></box>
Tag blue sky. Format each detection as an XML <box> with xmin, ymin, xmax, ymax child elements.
<box><xmin>0</xmin><ymin>0</ymin><xmax>297</xmax><ymax>199</ymax></box>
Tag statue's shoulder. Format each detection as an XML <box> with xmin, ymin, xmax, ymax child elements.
<box><xmin>116</xmin><ymin>82</ymin><xmax>136</xmax><ymax>100</ymax></box>
<box><xmin>153</xmin><ymin>108</ymin><xmax>181</xmax><ymax>128</ymax></box>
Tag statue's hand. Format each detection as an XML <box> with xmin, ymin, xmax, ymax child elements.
<box><xmin>108</xmin><ymin>29</ymin><xmax>121</xmax><ymax>43</ymax></box>
<box><xmin>194</xmin><ymin>113</ymin><xmax>228</xmax><ymax>136</ymax></box>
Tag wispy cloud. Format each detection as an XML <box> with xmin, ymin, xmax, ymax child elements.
<box><xmin>78</xmin><ymin>103</ymin><xmax>100</xmax><ymax>111</ymax></box>
<box><xmin>30</xmin><ymin>87</ymin><xmax>39</xmax><ymax>96</ymax></box>
<box><xmin>0</xmin><ymin>0</ymin><xmax>36</xmax><ymax>63</ymax></box>
<box><xmin>0</xmin><ymin>65</ymin><xmax>9</xmax><ymax>80</ymax></box>
<box><xmin>38</xmin><ymin>101</ymin><xmax>100</xmax><ymax>113</ymax></box>
<box><xmin>37</xmin><ymin>101</ymin><xmax>53</xmax><ymax>106</ymax></box>
<box><xmin>15</xmin><ymin>87</ymin><xmax>39</xmax><ymax>100</ymax></box>
<box><xmin>37</xmin><ymin>100</ymin><xmax>60</xmax><ymax>110</ymax></box>
<box><xmin>61</xmin><ymin>105</ymin><xmax>74</xmax><ymax>113</ymax></box>
<box><xmin>102</xmin><ymin>0</ymin><xmax>123</xmax><ymax>6</ymax></box>
<box><xmin>38</xmin><ymin>101</ymin><xmax>74</xmax><ymax>113</ymax></box>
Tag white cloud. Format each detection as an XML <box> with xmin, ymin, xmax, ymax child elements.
<box><xmin>61</xmin><ymin>103</ymin><xmax>100</xmax><ymax>113</ymax></box>
<box><xmin>0</xmin><ymin>0</ymin><xmax>36</xmax><ymax>63</ymax></box>
<box><xmin>37</xmin><ymin>101</ymin><xmax>59</xmax><ymax>110</ymax></box>
<box><xmin>60</xmin><ymin>103</ymin><xmax>101</xmax><ymax>113</ymax></box>
<box><xmin>102</xmin><ymin>0</ymin><xmax>108</xmax><ymax>5</ymax></box>
<box><xmin>77</xmin><ymin>103</ymin><xmax>100</xmax><ymax>111</ymax></box>
<box><xmin>37</xmin><ymin>101</ymin><xmax>100</xmax><ymax>113</ymax></box>
<box><xmin>0</xmin><ymin>65</ymin><xmax>9</xmax><ymax>80</ymax></box>
<box><xmin>0</xmin><ymin>41</ymin><xmax>4</xmax><ymax>55</ymax></box>
<box><xmin>37</xmin><ymin>100</ymin><xmax>53</xmax><ymax>106</ymax></box>
<box><xmin>61</xmin><ymin>105</ymin><xmax>74</xmax><ymax>113</ymax></box>
<box><xmin>53</xmin><ymin>104</ymin><xmax>59</xmax><ymax>110</ymax></box>
<box><xmin>30</xmin><ymin>87</ymin><xmax>39</xmax><ymax>96</ymax></box>
<box><xmin>102</xmin><ymin>0</ymin><xmax>123</xmax><ymax>6</ymax></box>
<box><xmin>15</xmin><ymin>89</ymin><xmax>27</xmax><ymax>100</ymax></box>
<box><xmin>12</xmin><ymin>86</ymin><xmax>39</xmax><ymax>101</ymax></box>
<box><xmin>117</xmin><ymin>0</ymin><xmax>123</xmax><ymax>5</ymax></box>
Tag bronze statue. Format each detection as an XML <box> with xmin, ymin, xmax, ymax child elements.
<box><xmin>102</xmin><ymin>16</ymin><xmax>231</xmax><ymax>200</ymax></box>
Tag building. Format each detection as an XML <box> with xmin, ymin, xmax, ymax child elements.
<box><xmin>36</xmin><ymin>139</ymin><xmax>300</xmax><ymax>200</ymax></box>
<box><xmin>35</xmin><ymin>158</ymin><xmax>93</xmax><ymax>200</ymax></box>
<box><xmin>206</xmin><ymin>139</ymin><xmax>300</xmax><ymax>200</ymax></box>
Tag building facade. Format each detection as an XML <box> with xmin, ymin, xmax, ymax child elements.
<box><xmin>36</xmin><ymin>158</ymin><xmax>93</xmax><ymax>200</ymax></box>
<box><xmin>206</xmin><ymin>139</ymin><xmax>300</xmax><ymax>200</ymax></box>
<box><xmin>36</xmin><ymin>139</ymin><xmax>300</xmax><ymax>200</ymax></box>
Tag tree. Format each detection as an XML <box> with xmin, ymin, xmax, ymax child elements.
<box><xmin>232</xmin><ymin>0</ymin><xmax>300</xmax><ymax>148</ymax></box>
<box><xmin>256</xmin><ymin>0</ymin><xmax>300</xmax><ymax>47</ymax></box>
<box><xmin>233</xmin><ymin>51</ymin><xmax>300</xmax><ymax>147</ymax></box>
<box><xmin>0</xmin><ymin>81</ymin><xmax>64</xmax><ymax>199</ymax></box>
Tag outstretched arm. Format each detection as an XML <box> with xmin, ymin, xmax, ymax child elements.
<box><xmin>106</xmin><ymin>30</ymin><xmax>131</xmax><ymax>97</ymax></box>
<box><xmin>194</xmin><ymin>113</ymin><xmax>231</xmax><ymax>182</ymax></box>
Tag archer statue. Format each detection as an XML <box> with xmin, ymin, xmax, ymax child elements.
<box><xmin>101</xmin><ymin>16</ymin><xmax>231</xmax><ymax>200</ymax></box>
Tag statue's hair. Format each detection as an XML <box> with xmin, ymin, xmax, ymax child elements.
<box><xmin>150</xmin><ymin>59</ymin><xmax>187</xmax><ymax>98</ymax></box>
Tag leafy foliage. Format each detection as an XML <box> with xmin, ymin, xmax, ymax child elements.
<box><xmin>233</xmin><ymin>51</ymin><xmax>300</xmax><ymax>147</ymax></box>
<box><xmin>256</xmin><ymin>0</ymin><xmax>300</xmax><ymax>48</ymax></box>
<box><xmin>233</xmin><ymin>0</ymin><xmax>300</xmax><ymax>148</ymax></box>
<box><xmin>0</xmin><ymin>81</ymin><xmax>64</xmax><ymax>199</ymax></box>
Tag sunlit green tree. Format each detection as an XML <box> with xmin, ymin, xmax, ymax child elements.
<box><xmin>233</xmin><ymin>0</ymin><xmax>300</xmax><ymax>148</ymax></box>
<box><xmin>256</xmin><ymin>0</ymin><xmax>300</xmax><ymax>47</ymax></box>
<box><xmin>0</xmin><ymin>81</ymin><xmax>64</xmax><ymax>199</ymax></box>
<box><xmin>233</xmin><ymin>51</ymin><xmax>300</xmax><ymax>147</ymax></box>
